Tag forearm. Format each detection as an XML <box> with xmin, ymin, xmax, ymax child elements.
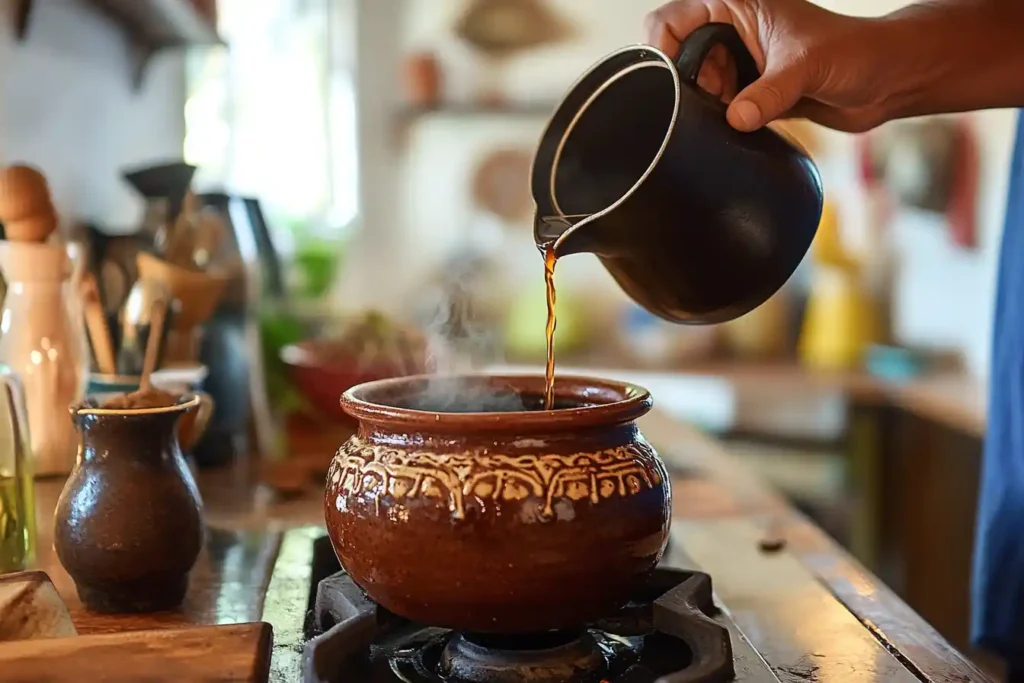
<box><xmin>873</xmin><ymin>0</ymin><xmax>1024</xmax><ymax>121</ymax></box>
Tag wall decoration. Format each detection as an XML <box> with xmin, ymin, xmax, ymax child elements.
<box><xmin>402</xmin><ymin>52</ymin><xmax>443</xmax><ymax>108</ymax></box>
<box><xmin>454</xmin><ymin>0</ymin><xmax>573</xmax><ymax>58</ymax></box>
<box><xmin>862</xmin><ymin>118</ymin><xmax>978</xmax><ymax>249</ymax></box>
<box><xmin>471</xmin><ymin>148</ymin><xmax>533</xmax><ymax>223</ymax></box>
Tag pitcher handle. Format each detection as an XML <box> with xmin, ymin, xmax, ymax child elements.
<box><xmin>673</xmin><ymin>23</ymin><xmax>761</xmax><ymax>93</ymax></box>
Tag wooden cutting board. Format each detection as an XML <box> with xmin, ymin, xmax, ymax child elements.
<box><xmin>0</xmin><ymin>621</ymin><xmax>272</xmax><ymax>682</ymax></box>
<box><xmin>0</xmin><ymin>571</ymin><xmax>76</xmax><ymax>641</ymax></box>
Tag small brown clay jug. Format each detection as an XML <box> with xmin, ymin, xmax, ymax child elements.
<box><xmin>54</xmin><ymin>394</ymin><xmax>204</xmax><ymax>613</ymax></box>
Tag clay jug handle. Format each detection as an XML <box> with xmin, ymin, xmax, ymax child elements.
<box><xmin>673</xmin><ymin>23</ymin><xmax>761</xmax><ymax>95</ymax></box>
<box><xmin>192</xmin><ymin>391</ymin><xmax>214</xmax><ymax>443</ymax></box>
<box><xmin>178</xmin><ymin>391</ymin><xmax>214</xmax><ymax>452</ymax></box>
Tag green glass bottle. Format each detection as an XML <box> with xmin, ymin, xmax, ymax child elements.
<box><xmin>0</xmin><ymin>367</ymin><xmax>36</xmax><ymax>574</ymax></box>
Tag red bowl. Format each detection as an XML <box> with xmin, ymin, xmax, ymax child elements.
<box><xmin>280</xmin><ymin>340</ymin><xmax>429</xmax><ymax>422</ymax></box>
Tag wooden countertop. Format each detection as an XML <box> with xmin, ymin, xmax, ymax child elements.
<box><xmin>26</xmin><ymin>408</ymin><xmax>991</xmax><ymax>681</ymax></box>
<box><xmin>684</xmin><ymin>361</ymin><xmax>988</xmax><ymax>437</ymax></box>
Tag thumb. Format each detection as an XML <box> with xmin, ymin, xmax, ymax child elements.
<box><xmin>726</xmin><ymin>63</ymin><xmax>806</xmax><ymax>132</ymax></box>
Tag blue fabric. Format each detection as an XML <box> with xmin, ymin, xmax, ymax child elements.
<box><xmin>973</xmin><ymin>110</ymin><xmax>1024</xmax><ymax>664</ymax></box>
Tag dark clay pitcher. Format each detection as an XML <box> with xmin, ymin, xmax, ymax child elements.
<box><xmin>54</xmin><ymin>394</ymin><xmax>204</xmax><ymax>613</ymax></box>
<box><xmin>532</xmin><ymin>23</ymin><xmax>823</xmax><ymax>324</ymax></box>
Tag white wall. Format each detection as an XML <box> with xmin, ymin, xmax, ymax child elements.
<box><xmin>0</xmin><ymin>2</ymin><xmax>187</xmax><ymax>231</ymax></box>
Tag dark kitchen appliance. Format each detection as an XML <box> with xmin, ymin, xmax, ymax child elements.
<box><xmin>243</xmin><ymin>197</ymin><xmax>285</xmax><ymax>299</ymax></box>
<box><xmin>122</xmin><ymin>161</ymin><xmax>197</xmax><ymax>236</ymax></box>
<box><xmin>193</xmin><ymin>192</ymin><xmax>276</xmax><ymax>466</ymax></box>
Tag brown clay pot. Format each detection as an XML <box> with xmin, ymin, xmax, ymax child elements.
<box><xmin>325</xmin><ymin>374</ymin><xmax>671</xmax><ymax>633</ymax></box>
<box><xmin>55</xmin><ymin>395</ymin><xmax>204</xmax><ymax>613</ymax></box>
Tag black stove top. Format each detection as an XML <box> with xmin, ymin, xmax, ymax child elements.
<box><xmin>301</xmin><ymin>566</ymin><xmax>735</xmax><ymax>683</ymax></box>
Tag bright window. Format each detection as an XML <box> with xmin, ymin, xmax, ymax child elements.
<box><xmin>183</xmin><ymin>0</ymin><xmax>358</xmax><ymax>253</ymax></box>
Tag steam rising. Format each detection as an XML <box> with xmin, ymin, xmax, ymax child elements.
<box><xmin>414</xmin><ymin>254</ymin><xmax>526</xmax><ymax>413</ymax></box>
<box><xmin>404</xmin><ymin>378</ymin><xmax>528</xmax><ymax>413</ymax></box>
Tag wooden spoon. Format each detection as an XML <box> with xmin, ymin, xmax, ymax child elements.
<box><xmin>79</xmin><ymin>275</ymin><xmax>117</xmax><ymax>375</ymax></box>
<box><xmin>139</xmin><ymin>298</ymin><xmax>168</xmax><ymax>391</ymax></box>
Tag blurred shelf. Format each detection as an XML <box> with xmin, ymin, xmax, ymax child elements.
<box><xmin>13</xmin><ymin>0</ymin><xmax>224</xmax><ymax>90</ymax></box>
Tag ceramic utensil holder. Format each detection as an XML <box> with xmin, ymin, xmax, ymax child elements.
<box><xmin>135</xmin><ymin>253</ymin><xmax>227</xmax><ymax>363</ymax></box>
<box><xmin>136</xmin><ymin>252</ymin><xmax>227</xmax><ymax>332</ymax></box>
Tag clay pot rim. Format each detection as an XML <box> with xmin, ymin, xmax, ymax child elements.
<box><xmin>341</xmin><ymin>373</ymin><xmax>652</xmax><ymax>433</ymax></box>
<box><xmin>72</xmin><ymin>393</ymin><xmax>201</xmax><ymax>417</ymax></box>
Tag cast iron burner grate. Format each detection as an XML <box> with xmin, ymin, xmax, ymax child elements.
<box><xmin>301</xmin><ymin>567</ymin><xmax>735</xmax><ymax>683</ymax></box>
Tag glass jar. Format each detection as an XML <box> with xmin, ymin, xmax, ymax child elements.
<box><xmin>0</xmin><ymin>367</ymin><xmax>35</xmax><ymax>573</ymax></box>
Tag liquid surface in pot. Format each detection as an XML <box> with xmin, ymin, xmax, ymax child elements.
<box><xmin>399</xmin><ymin>390</ymin><xmax>591</xmax><ymax>413</ymax></box>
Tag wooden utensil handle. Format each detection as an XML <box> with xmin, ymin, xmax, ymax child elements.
<box><xmin>79</xmin><ymin>275</ymin><xmax>117</xmax><ymax>375</ymax></box>
<box><xmin>140</xmin><ymin>299</ymin><xmax>168</xmax><ymax>391</ymax></box>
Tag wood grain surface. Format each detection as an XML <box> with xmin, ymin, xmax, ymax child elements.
<box><xmin>0</xmin><ymin>622</ymin><xmax>272</xmax><ymax>682</ymax></box>
<box><xmin>0</xmin><ymin>570</ymin><xmax>76</xmax><ymax>641</ymax></box>
<box><xmin>31</xmin><ymin>477</ymin><xmax>284</xmax><ymax>636</ymax></box>
<box><xmin>646</xmin><ymin>409</ymin><xmax>993</xmax><ymax>682</ymax></box>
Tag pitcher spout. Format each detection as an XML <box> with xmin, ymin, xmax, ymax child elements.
<box><xmin>533</xmin><ymin>213</ymin><xmax>597</xmax><ymax>258</ymax></box>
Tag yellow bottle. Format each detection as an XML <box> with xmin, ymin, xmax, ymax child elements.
<box><xmin>799</xmin><ymin>202</ymin><xmax>879</xmax><ymax>370</ymax></box>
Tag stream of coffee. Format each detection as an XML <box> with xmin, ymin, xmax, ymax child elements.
<box><xmin>536</xmin><ymin>214</ymin><xmax>590</xmax><ymax>411</ymax></box>
<box><xmin>541</xmin><ymin>241</ymin><xmax>558</xmax><ymax>410</ymax></box>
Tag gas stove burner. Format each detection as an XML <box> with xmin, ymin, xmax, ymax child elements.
<box><xmin>302</xmin><ymin>566</ymin><xmax>735</xmax><ymax>683</ymax></box>
<box><xmin>438</xmin><ymin>631</ymin><xmax>606</xmax><ymax>683</ymax></box>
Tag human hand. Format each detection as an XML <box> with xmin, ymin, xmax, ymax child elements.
<box><xmin>644</xmin><ymin>0</ymin><xmax>903</xmax><ymax>133</ymax></box>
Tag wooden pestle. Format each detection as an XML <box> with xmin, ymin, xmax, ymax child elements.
<box><xmin>0</xmin><ymin>165</ymin><xmax>58</xmax><ymax>242</ymax></box>
<box><xmin>79</xmin><ymin>275</ymin><xmax>117</xmax><ymax>375</ymax></box>
<box><xmin>139</xmin><ymin>298</ymin><xmax>168</xmax><ymax>391</ymax></box>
